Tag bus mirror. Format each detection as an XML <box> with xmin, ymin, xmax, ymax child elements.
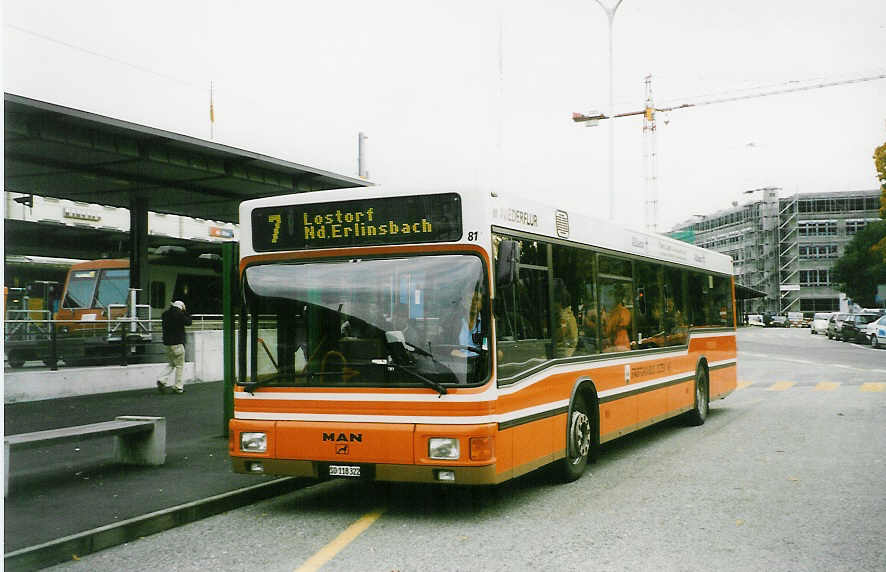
<box><xmin>496</xmin><ymin>240</ymin><xmax>520</xmax><ymax>288</ymax></box>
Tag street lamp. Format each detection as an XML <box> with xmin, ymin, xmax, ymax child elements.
<box><xmin>594</xmin><ymin>0</ymin><xmax>625</xmax><ymax>221</ymax></box>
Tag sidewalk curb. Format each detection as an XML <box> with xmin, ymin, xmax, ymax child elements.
<box><xmin>4</xmin><ymin>477</ymin><xmax>304</xmax><ymax>571</ymax></box>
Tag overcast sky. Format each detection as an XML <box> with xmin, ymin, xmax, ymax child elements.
<box><xmin>4</xmin><ymin>0</ymin><xmax>885</xmax><ymax>231</ymax></box>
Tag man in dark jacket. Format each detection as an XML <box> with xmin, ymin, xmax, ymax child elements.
<box><xmin>157</xmin><ymin>300</ymin><xmax>192</xmax><ymax>394</ymax></box>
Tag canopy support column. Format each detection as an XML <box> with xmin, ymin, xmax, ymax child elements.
<box><xmin>128</xmin><ymin>196</ymin><xmax>149</xmax><ymax>304</ymax></box>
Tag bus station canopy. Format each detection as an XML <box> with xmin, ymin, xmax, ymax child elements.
<box><xmin>3</xmin><ymin>218</ymin><xmax>203</xmax><ymax>259</ymax></box>
<box><xmin>735</xmin><ymin>283</ymin><xmax>768</xmax><ymax>300</ymax></box>
<box><xmin>4</xmin><ymin>93</ymin><xmax>370</xmax><ymax>224</ymax></box>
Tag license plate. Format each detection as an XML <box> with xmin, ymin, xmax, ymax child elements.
<box><xmin>329</xmin><ymin>465</ymin><xmax>361</xmax><ymax>478</ymax></box>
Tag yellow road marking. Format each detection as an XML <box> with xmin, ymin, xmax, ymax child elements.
<box><xmin>295</xmin><ymin>509</ymin><xmax>385</xmax><ymax>572</ymax></box>
<box><xmin>814</xmin><ymin>382</ymin><xmax>840</xmax><ymax>391</ymax></box>
<box><xmin>767</xmin><ymin>381</ymin><xmax>796</xmax><ymax>391</ymax></box>
<box><xmin>860</xmin><ymin>383</ymin><xmax>885</xmax><ymax>392</ymax></box>
<box><xmin>737</xmin><ymin>381</ymin><xmax>753</xmax><ymax>390</ymax></box>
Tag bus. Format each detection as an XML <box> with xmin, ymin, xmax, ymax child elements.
<box><xmin>229</xmin><ymin>187</ymin><xmax>737</xmax><ymax>485</ymax></box>
<box><xmin>51</xmin><ymin>254</ymin><xmax>221</xmax><ymax>362</ymax></box>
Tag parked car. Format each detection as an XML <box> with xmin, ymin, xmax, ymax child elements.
<box><xmin>839</xmin><ymin>312</ymin><xmax>882</xmax><ymax>344</ymax></box>
<box><xmin>827</xmin><ymin>313</ymin><xmax>849</xmax><ymax>340</ymax></box>
<box><xmin>762</xmin><ymin>313</ymin><xmax>787</xmax><ymax>327</ymax></box>
<box><xmin>866</xmin><ymin>314</ymin><xmax>886</xmax><ymax>349</ymax></box>
<box><xmin>810</xmin><ymin>312</ymin><xmax>833</xmax><ymax>335</ymax></box>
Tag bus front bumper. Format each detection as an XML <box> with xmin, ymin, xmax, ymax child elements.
<box><xmin>230</xmin><ymin>457</ymin><xmax>500</xmax><ymax>485</ymax></box>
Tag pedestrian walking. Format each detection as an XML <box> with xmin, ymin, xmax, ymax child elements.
<box><xmin>157</xmin><ymin>300</ymin><xmax>192</xmax><ymax>394</ymax></box>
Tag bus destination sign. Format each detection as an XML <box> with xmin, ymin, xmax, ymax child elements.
<box><xmin>251</xmin><ymin>193</ymin><xmax>462</xmax><ymax>251</ymax></box>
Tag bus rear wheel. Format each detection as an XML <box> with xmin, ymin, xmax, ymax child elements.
<box><xmin>685</xmin><ymin>367</ymin><xmax>709</xmax><ymax>426</ymax></box>
<box><xmin>7</xmin><ymin>350</ymin><xmax>26</xmax><ymax>368</ymax></box>
<box><xmin>559</xmin><ymin>393</ymin><xmax>593</xmax><ymax>482</ymax></box>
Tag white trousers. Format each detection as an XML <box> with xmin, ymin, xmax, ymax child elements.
<box><xmin>158</xmin><ymin>344</ymin><xmax>186</xmax><ymax>390</ymax></box>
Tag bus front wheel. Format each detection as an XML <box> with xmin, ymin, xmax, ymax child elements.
<box><xmin>559</xmin><ymin>393</ymin><xmax>593</xmax><ymax>482</ymax></box>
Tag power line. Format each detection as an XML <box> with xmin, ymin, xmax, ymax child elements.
<box><xmin>5</xmin><ymin>23</ymin><xmax>203</xmax><ymax>90</ymax></box>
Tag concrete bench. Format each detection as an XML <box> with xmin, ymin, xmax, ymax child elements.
<box><xmin>4</xmin><ymin>415</ymin><xmax>166</xmax><ymax>496</ymax></box>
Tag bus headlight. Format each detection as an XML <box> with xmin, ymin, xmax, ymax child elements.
<box><xmin>428</xmin><ymin>438</ymin><xmax>460</xmax><ymax>460</ymax></box>
<box><xmin>240</xmin><ymin>432</ymin><xmax>267</xmax><ymax>453</ymax></box>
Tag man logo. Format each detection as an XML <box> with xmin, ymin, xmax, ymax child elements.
<box><xmin>322</xmin><ymin>432</ymin><xmax>363</xmax><ymax>443</ymax></box>
<box><xmin>336</xmin><ymin>444</ymin><xmax>349</xmax><ymax>455</ymax></box>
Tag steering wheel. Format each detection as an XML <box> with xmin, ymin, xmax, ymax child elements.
<box><xmin>321</xmin><ymin>350</ymin><xmax>346</xmax><ymax>372</ymax></box>
<box><xmin>320</xmin><ymin>350</ymin><xmax>360</xmax><ymax>382</ymax></box>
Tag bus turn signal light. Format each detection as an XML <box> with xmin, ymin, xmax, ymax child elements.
<box><xmin>470</xmin><ymin>436</ymin><xmax>493</xmax><ymax>461</ymax></box>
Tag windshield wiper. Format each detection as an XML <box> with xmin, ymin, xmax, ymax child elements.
<box><xmin>386</xmin><ymin>361</ymin><xmax>448</xmax><ymax>396</ymax></box>
<box><xmin>242</xmin><ymin>374</ymin><xmax>292</xmax><ymax>395</ymax></box>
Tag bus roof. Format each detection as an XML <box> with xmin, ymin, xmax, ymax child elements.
<box><xmin>69</xmin><ymin>258</ymin><xmax>129</xmax><ymax>271</ymax></box>
<box><xmin>240</xmin><ymin>187</ymin><xmax>733</xmax><ymax>276</ymax></box>
<box><xmin>487</xmin><ymin>191</ymin><xmax>733</xmax><ymax>275</ymax></box>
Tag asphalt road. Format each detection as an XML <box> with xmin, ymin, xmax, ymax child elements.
<box><xmin>49</xmin><ymin>328</ymin><xmax>886</xmax><ymax>572</ymax></box>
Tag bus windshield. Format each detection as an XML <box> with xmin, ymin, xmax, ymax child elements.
<box><xmin>63</xmin><ymin>270</ymin><xmax>98</xmax><ymax>308</ymax></box>
<box><xmin>243</xmin><ymin>254</ymin><xmax>490</xmax><ymax>388</ymax></box>
<box><xmin>95</xmin><ymin>269</ymin><xmax>130</xmax><ymax>308</ymax></box>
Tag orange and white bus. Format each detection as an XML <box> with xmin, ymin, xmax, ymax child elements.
<box><xmin>230</xmin><ymin>187</ymin><xmax>736</xmax><ymax>485</ymax></box>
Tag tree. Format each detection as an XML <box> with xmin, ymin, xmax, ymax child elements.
<box><xmin>832</xmin><ymin>220</ymin><xmax>886</xmax><ymax>307</ymax></box>
<box><xmin>876</xmin><ymin>141</ymin><xmax>886</xmax><ymax>218</ymax></box>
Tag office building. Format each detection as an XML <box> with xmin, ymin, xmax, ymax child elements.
<box><xmin>669</xmin><ymin>188</ymin><xmax>881</xmax><ymax>315</ymax></box>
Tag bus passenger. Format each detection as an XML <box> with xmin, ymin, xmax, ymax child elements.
<box><xmin>580</xmin><ymin>305</ymin><xmax>600</xmax><ymax>353</ymax></box>
<box><xmin>552</xmin><ymin>280</ymin><xmax>577</xmax><ymax>357</ymax></box>
<box><xmin>604</xmin><ymin>283</ymin><xmax>631</xmax><ymax>352</ymax></box>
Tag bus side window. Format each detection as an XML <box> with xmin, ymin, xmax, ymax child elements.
<box><xmin>662</xmin><ymin>267</ymin><xmax>688</xmax><ymax>345</ymax></box>
<box><xmin>712</xmin><ymin>276</ymin><xmax>734</xmax><ymax>326</ymax></box>
<box><xmin>687</xmin><ymin>272</ymin><xmax>709</xmax><ymax>327</ymax></box>
<box><xmin>493</xmin><ymin>235</ymin><xmax>550</xmax><ymax>381</ymax></box>
<box><xmin>634</xmin><ymin>261</ymin><xmax>663</xmax><ymax>348</ymax></box>
<box><xmin>599</xmin><ymin>255</ymin><xmax>634</xmax><ymax>353</ymax></box>
<box><xmin>551</xmin><ymin>243</ymin><xmax>596</xmax><ymax>357</ymax></box>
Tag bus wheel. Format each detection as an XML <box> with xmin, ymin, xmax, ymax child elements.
<box><xmin>685</xmin><ymin>367</ymin><xmax>709</xmax><ymax>426</ymax></box>
<box><xmin>559</xmin><ymin>393</ymin><xmax>591</xmax><ymax>482</ymax></box>
<box><xmin>7</xmin><ymin>351</ymin><xmax>25</xmax><ymax>368</ymax></box>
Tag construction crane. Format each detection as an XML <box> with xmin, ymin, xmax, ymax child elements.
<box><xmin>572</xmin><ymin>71</ymin><xmax>886</xmax><ymax>233</ymax></box>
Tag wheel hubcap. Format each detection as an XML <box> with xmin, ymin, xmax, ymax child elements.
<box><xmin>568</xmin><ymin>411</ymin><xmax>591</xmax><ymax>463</ymax></box>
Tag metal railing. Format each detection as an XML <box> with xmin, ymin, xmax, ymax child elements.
<box><xmin>4</xmin><ymin>314</ymin><xmax>228</xmax><ymax>370</ymax></box>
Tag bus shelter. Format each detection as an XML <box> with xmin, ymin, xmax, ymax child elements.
<box><xmin>4</xmin><ymin>92</ymin><xmax>370</xmax><ymax>298</ymax></box>
<box><xmin>4</xmin><ymin>93</ymin><xmax>371</xmax><ymax>428</ymax></box>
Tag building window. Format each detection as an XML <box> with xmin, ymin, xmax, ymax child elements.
<box><xmin>798</xmin><ymin>221</ymin><xmax>837</xmax><ymax>237</ymax></box>
<box><xmin>799</xmin><ymin>245</ymin><xmax>838</xmax><ymax>259</ymax></box>
<box><xmin>799</xmin><ymin>269</ymin><xmax>831</xmax><ymax>286</ymax></box>
<box><xmin>846</xmin><ymin>219</ymin><xmax>879</xmax><ymax>234</ymax></box>
<box><xmin>800</xmin><ymin>298</ymin><xmax>839</xmax><ymax>311</ymax></box>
